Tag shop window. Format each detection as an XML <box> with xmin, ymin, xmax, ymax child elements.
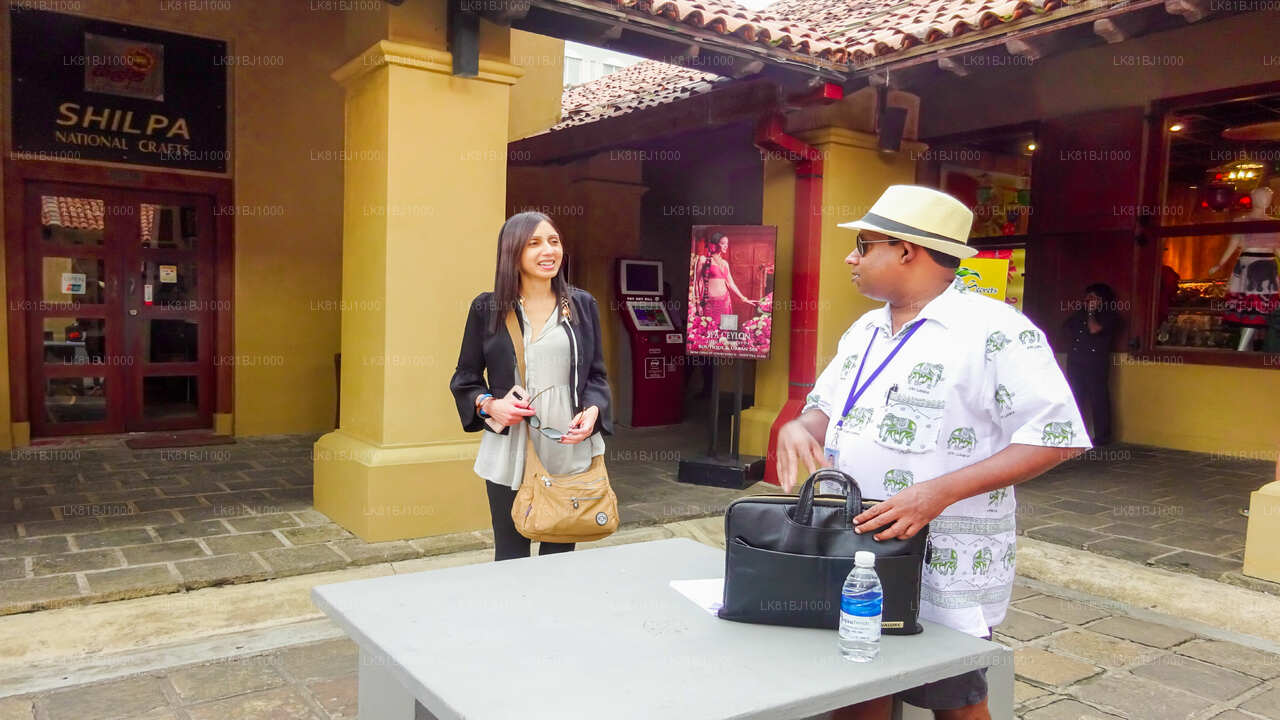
<box><xmin>1156</xmin><ymin>230</ymin><xmax>1279</xmax><ymax>352</ymax></box>
<box><xmin>1151</xmin><ymin>89</ymin><xmax>1280</xmax><ymax>356</ymax></box>
<box><xmin>1163</xmin><ymin>94</ymin><xmax>1280</xmax><ymax>228</ymax></box>
<box><xmin>919</xmin><ymin>130</ymin><xmax>1035</xmax><ymax>240</ymax></box>
<box><xmin>564</xmin><ymin>56</ymin><xmax>581</xmax><ymax>86</ymax></box>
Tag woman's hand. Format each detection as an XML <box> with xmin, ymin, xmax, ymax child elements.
<box><xmin>560</xmin><ymin>406</ymin><xmax>599</xmax><ymax>444</ymax></box>
<box><xmin>483</xmin><ymin>396</ymin><xmax>534</xmax><ymax>427</ymax></box>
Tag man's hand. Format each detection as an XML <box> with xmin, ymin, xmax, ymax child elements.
<box><xmin>851</xmin><ymin>444</ymin><xmax>1085</xmax><ymax>540</ymax></box>
<box><xmin>776</xmin><ymin>419</ymin><xmax>828</xmax><ymax>493</ymax></box>
<box><xmin>852</xmin><ymin>480</ymin><xmax>952</xmax><ymax>541</ymax></box>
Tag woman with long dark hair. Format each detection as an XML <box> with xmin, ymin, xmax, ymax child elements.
<box><xmin>1062</xmin><ymin>282</ymin><xmax>1122</xmax><ymax>445</ymax></box>
<box><xmin>450</xmin><ymin>211</ymin><xmax>612</xmax><ymax>561</ymax></box>
<box><xmin>691</xmin><ymin>231</ymin><xmax>761</xmax><ymax>327</ymax></box>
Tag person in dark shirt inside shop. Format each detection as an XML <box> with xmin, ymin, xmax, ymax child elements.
<box><xmin>1062</xmin><ymin>283</ymin><xmax>1122</xmax><ymax>446</ymax></box>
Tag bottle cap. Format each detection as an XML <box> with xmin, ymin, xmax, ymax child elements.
<box><xmin>854</xmin><ymin>551</ymin><xmax>876</xmax><ymax>567</ymax></box>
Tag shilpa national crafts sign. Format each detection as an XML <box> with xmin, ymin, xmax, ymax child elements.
<box><xmin>10</xmin><ymin>8</ymin><xmax>228</xmax><ymax>172</ymax></box>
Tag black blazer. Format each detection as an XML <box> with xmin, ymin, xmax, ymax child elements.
<box><xmin>450</xmin><ymin>287</ymin><xmax>613</xmax><ymax>437</ymax></box>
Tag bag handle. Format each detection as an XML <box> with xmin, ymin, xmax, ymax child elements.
<box><xmin>793</xmin><ymin>468</ymin><xmax>863</xmax><ymax>526</ymax></box>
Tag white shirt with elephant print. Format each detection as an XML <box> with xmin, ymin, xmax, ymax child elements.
<box><xmin>803</xmin><ymin>279</ymin><xmax>1089</xmax><ymax>638</ymax></box>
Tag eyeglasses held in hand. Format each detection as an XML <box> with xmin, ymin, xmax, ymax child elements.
<box><xmin>523</xmin><ymin>386</ymin><xmax>568</xmax><ymax>440</ymax></box>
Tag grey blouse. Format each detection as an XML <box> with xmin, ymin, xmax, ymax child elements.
<box><xmin>473</xmin><ymin>303</ymin><xmax>606</xmax><ymax>490</ymax></box>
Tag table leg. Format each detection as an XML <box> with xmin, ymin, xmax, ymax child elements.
<box><xmin>890</xmin><ymin>647</ymin><xmax>1015</xmax><ymax>720</ymax></box>
<box><xmin>893</xmin><ymin>699</ymin><xmax>931</xmax><ymax>719</ymax></box>
<box><xmin>358</xmin><ymin>648</ymin><xmax>420</xmax><ymax>720</ymax></box>
<box><xmin>987</xmin><ymin>647</ymin><xmax>1015</xmax><ymax>720</ymax></box>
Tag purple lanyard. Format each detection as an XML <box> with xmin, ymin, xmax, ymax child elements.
<box><xmin>836</xmin><ymin>320</ymin><xmax>924</xmax><ymax>427</ymax></box>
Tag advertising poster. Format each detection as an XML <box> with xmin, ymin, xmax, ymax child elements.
<box><xmin>955</xmin><ymin>258</ymin><xmax>1010</xmax><ymax>301</ymax></box>
<box><xmin>687</xmin><ymin>225</ymin><xmax>776</xmax><ymax>359</ymax></box>
<box><xmin>960</xmin><ymin>248</ymin><xmax>1026</xmax><ymax>313</ymax></box>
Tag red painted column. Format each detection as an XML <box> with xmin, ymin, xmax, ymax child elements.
<box><xmin>754</xmin><ymin>113</ymin><xmax>825</xmax><ymax>486</ymax></box>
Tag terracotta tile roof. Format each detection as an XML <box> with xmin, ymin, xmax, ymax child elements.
<box><xmin>763</xmin><ymin>0</ymin><xmax>1084</xmax><ymax>65</ymax></box>
<box><xmin>555</xmin><ymin>60</ymin><xmax>726</xmax><ymax>130</ymax></box>
<box><xmin>572</xmin><ymin>0</ymin><xmax>1092</xmax><ymax>68</ymax></box>
<box><xmin>554</xmin><ymin>0</ymin><xmax>1101</xmax><ymax>132</ymax></box>
<box><xmin>585</xmin><ymin>0</ymin><xmax>851</xmax><ymax>63</ymax></box>
<box><xmin>576</xmin><ymin>0</ymin><xmax>1095</xmax><ymax>67</ymax></box>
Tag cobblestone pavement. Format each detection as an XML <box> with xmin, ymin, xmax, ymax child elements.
<box><xmin>1</xmin><ymin>432</ymin><xmax>1275</xmax><ymax>616</ymax></box>
<box><xmin>0</xmin><ymin>426</ymin><xmax>769</xmax><ymax>616</ymax></box>
<box><xmin>1</xmin><ymin>574</ymin><xmax>1276</xmax><ymax>719</ymax></box>
<box><xmin>1017</xmin><ymin>444</ymin><xmax>1276</xmax><ymax>595</ymax></box>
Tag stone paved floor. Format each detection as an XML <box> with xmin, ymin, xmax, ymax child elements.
<box><xmin>1018</xmin><ymin>444</ymin><xmax>1275</xmax><ymax>594</ymax></box>
<box><xmin>0</xmin><ymin>424</ymin><xmax>769</xmax><ymax>616</ymax></box>
<box><xmin>1</xmin><ymin>576</ymin><xmax>1277</xmax><ymax>719</ymax></box>
<box><xmin>1</xmin><ymin>432</ymin><xmax>1275</xmax><ymax>616</ymax></box>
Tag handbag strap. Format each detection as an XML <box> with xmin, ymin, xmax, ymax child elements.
<box><xmin>504</xmin><ymin>308</ymin><xmax>555</xmax><ymax>476</ymax></box>
<box><xmin>505</xmin><ymin>303</ymin><xmax>606</xmax><ymax>484</ymax></box>
<box><xmin>504</xmin><ymin>309</ymin><xmax>525</xmax><ymax>386</ymax></box>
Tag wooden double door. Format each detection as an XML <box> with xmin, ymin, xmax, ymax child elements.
<box><xmin>24</xmin><ymin>182</ymin><xmax>217</xmax><ymax>436</ymax></box>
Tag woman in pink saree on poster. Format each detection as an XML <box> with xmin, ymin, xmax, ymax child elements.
<box><xmin>691</xmin><ymin>232</ymin><xmax>761</xmax><ymax>327</ymax></box>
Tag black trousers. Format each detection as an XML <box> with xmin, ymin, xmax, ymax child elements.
<box><xmin>484</xmin><ymin>480</ymin><xmax>576</xmax><ymax>561</ymax></box>
<box><xmin>1066</xmin><ymin>361</ymin><xmax>1112</xmax><ymax>445</ymax></box>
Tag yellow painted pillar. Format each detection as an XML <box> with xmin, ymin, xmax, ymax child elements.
<box><xmin>313</xmin><ymin>33</ymin><xmax>523</xmax><ymax>542</ymax></box>
<box><xmin>741</xmin><ymin>128</ymin><xmax>922</xmax><ymax>489</ymax></box>
<box><xmin>1244</xmin><ymin>476</ymin><xmax>1280</xmax><ymax>583</ymax></box>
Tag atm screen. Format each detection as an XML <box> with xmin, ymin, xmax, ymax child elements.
<box><xmin>627</xmin><ymin>301</ymin><xmax>675</xmax><ymax>331</ymax></box>
<box><xmin>621</xmin><ymin>260</ymin><xmax>662</xmax><ymax>295</ymax></box>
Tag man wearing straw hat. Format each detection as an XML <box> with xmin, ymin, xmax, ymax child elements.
<box><xmin>777</xmin><ymin>185</ymin><xmax>1090</xmax><ymax>720</ymax></box>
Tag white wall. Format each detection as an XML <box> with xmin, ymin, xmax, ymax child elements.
<box><xmin>563</xmin><ymin>41</ymin><xmax>644</xmax><ymax>87</ymax></box>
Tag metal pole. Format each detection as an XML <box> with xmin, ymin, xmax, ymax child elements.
<box><xmin>732</xmin><ymin>359</ymin><xmax>744</xmax><ymax>460</ymax></box>
<box><xmin>707</xmin><ymin>360</ymin><xmax>719</xmax><ymax>458</ymax></box>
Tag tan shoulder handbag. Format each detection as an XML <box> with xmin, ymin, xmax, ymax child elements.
<box><xmin>505</xmin><ymin>310</ymin><xmax>618</xmax><ymax>543</ymax></box>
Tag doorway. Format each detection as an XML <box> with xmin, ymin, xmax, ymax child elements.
<box><xmin>24</xmin><ymin>182</ymin><xmax>217</xmax><ymax>436</ymax></box>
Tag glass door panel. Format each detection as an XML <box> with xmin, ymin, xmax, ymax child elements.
<box><xmin>125</xmin><ymin>198</ymin><xmax>214</xmax><ymax>431</ymax></box>
<box><xmin>27</xmin><ymin>187</ymin><xmax>120</xmax><ymax>435</ymax></box>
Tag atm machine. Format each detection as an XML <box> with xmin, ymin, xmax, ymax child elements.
<box><xmin>613</xmin><ymin>259</ymin><xmax>685</xmax><ymax>427</ymax></box>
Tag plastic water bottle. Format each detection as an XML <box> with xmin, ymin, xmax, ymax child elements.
<box><xmin>839</xmin><ymin>551</ymin><xmax>882</xmax><ymax>662</ymax></box>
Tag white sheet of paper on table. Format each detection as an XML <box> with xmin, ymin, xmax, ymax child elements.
<box><xmin>669</xmin><ymin>578</ymin><xmax>724</xmax><ymax>615</ymax></box>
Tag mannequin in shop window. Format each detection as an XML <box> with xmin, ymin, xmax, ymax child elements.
<box><xmin>1209</xmin><ymin>185</ymin><xmax>1280</xmax><ymax>351</ymax></box>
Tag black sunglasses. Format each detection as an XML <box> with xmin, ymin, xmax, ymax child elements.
<box><xmin>524</xmin><ymin>386</ymin><xmax>568</xmax><ymax>440</ymax></box>
<box><xmin>856</xmin><ymin>232</ymin><xmax>901</xmax><ymax>257</ymax></box>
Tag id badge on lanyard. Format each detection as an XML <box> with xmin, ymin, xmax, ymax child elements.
<box><xmin>828</xmin><ymin>320</ymin><xmax>925</xmax><ymax>469</ymax></box>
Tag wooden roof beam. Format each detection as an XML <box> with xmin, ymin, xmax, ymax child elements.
<box><xmin>1165</xmin><ymin>0</ymin><xmax>1209</xmax><ymax>22</ymax></box>
<box><xmin>1093</xmin><ymin>12</ymin><xmax>1154</xmax><ymax>43</ymax></box>
<box><xmin>937</xmin><ymin>57</ymin><xmax>969</xmax><ymax>76</ymax></box>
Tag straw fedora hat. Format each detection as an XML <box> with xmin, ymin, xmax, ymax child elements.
<box><xmin>838</xmin><ymin>185</ymin><xmax>978</xmax><ymax>259</ymax></box>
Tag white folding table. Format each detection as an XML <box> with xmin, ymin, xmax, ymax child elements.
<box><xmin>312</xmin><ymin>538</ymin><xmax>1013</xmax><ymax>720</ymax></box>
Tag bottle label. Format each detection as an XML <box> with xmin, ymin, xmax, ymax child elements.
<box><xmin>841</xmin><ymin>591</ymin><xmax>882</xmax><ymax>617</ymax></box>
<box><xmin>839</xmin><ymin>612</ymin><xmax>882</xmax><ymax>643</ymax></box>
